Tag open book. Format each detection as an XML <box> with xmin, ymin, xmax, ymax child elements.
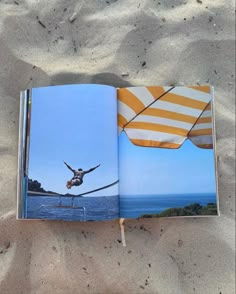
<box><xmin>17</xmin><ymin>84</ymin><xmax>219</xmax><ymax>222</ymax></box>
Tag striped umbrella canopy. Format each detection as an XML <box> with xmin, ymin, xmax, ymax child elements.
<box><xmin>118</xmin><ymin>86</ymin><xmax>213</xmax><ymax>149</ymax></box>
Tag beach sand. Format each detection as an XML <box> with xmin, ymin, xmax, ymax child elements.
<box><xmin>0</xmin><ymin>0</ymin><xmax>235</xmax><ymax>293</ymax></box>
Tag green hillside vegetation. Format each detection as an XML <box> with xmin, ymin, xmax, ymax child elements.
<box><xmin>142</xmin><ymin>203</ymin><xmax>218</xmax><ymax>218</ymax></box>
<box><xmin>28</xmin><ymin>178</ymin><xmax>47</xmax><ymax>193</ymax></box>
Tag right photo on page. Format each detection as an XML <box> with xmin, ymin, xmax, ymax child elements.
<box><xmin>118</xmin><ymin>86</ymin><xmax>218</xmax><ymax>218</ymax></box>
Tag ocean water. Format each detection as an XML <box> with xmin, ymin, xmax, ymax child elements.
<box><xmin>26</xmin><ymin>194</ymin><xmax>119</xmax><ymax>221</ymax></box>
<box><xmin>119</xmin><ymin>193</ymin><xmax>217</xmax><ymax>218</ymax></box>
<box><xmin>26</xmin><ymin>192</ymin><xmax>217</xmax><ymax>221</ymax></box>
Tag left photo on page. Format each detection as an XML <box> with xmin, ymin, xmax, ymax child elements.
<box><xmin>17</xmin><ymin>84</ymin><xmax>119</xmax><ymax>221</ymax></box>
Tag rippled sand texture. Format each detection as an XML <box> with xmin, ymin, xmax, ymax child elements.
<box><xmin>0</xmin><ymin>1</ymin><xmax>235</xmax><ymax>293</ymax></box>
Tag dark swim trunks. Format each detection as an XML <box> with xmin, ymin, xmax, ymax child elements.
<box><xmin>71</xmin><ymin>178</ymin><xmax>83</xmax><ymax>186</ymax></box>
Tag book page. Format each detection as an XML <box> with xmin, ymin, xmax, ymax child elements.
<box><xmin>20</xmin><ymin>84</ymin><xmax>119</xmax><ymax>221</ymax></box>
<box><xmin>118</xmin><ymin>86</ymin><xmax>218</xmax><ymax>218</ymax></box>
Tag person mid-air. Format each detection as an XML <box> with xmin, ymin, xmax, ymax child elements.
<box><xmin>64</xmin><ymin>161</ymin><xmax>100</xmax><ymax>189</ymax></box>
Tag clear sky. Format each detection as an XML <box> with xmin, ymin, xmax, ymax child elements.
<box><xmin>28</xmin><ymin>84</ymin><xmax>216</xmax><ymax>197</ymax></box>
<box><xmin>119</xmin><ymin>132</ymin><xmax>216</xmax><ymax>195</ymax></box>
<box><xmin>28</xmin><ymin>84</ymin><xmax>118</xmax><ymax>196</ymax></box>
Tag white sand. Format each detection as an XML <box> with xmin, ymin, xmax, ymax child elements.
<box><xmin>0</xmin><ymin>0</ymin><xmax>235</xmax><ymax>293</ymax></box>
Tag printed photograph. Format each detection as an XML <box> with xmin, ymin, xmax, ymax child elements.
<box><xmin>24</xmin><ymin>84</ymin><xmax>119</xmax><ymax>221</ymax></box>
<box><xmin>118</xmin><ymin>86</ymin><xmax>218</xmax><ymax>218</ymax></box>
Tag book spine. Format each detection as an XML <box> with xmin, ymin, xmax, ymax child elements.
<box><xmin>16</xmin><ymin>90</ymin><xmax>30</xmax><ymax>219</ymax></box>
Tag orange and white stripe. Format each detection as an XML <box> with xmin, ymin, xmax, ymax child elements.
<box><xmin>188</xmin><ymin>102</ymin><xmax>213</xmax><ymax>149</ymax></box>
<box><xmin>117</xmin><ymin>86</ymin><xmax>213</xmax><ymax>149</ymax></box>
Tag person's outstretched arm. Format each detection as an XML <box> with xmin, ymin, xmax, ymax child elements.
<box><xmin>84</xmin><ymin>164</ymin><xmax>100</xmax><ymax>174</ymax></box>
<box><xmin>64</xmin><ymin>161</ymin><xmax>76</xmax><ymax>173</ymax></box>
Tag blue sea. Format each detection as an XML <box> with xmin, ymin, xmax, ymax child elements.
<box><xmin>119</xmin><ymin>193</ymin><xmax>217</xmax><ymax>218</ymax></box>
<box><xmin>26</xmin><ymin>192</ymin><xmax>217</xmax><ymax>221</ymax></box>
<box><xmin>26</xmin><ymin>194</ymin><xmax>119</xmax><ymax>221</ymax></box>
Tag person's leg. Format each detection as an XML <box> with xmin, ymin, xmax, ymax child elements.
<box><xmin>66</xmin><ymin>180</ymin><xmax>72</xmax><ymax>189</ymax></box>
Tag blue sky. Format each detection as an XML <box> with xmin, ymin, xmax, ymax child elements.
<box><xmin>119</xmin><ymin>132</ymin><xmax>216</xmax><ymax>195</ymax></box>
<box><xmin>28</xmin><ymin>84</ymin><xmax>216</xmax><ymax>198</ymax></box>
<box><xmin>28</xmin><ymin>84</ymin><xmax>118</xmax><ymax>196</ymax></box>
